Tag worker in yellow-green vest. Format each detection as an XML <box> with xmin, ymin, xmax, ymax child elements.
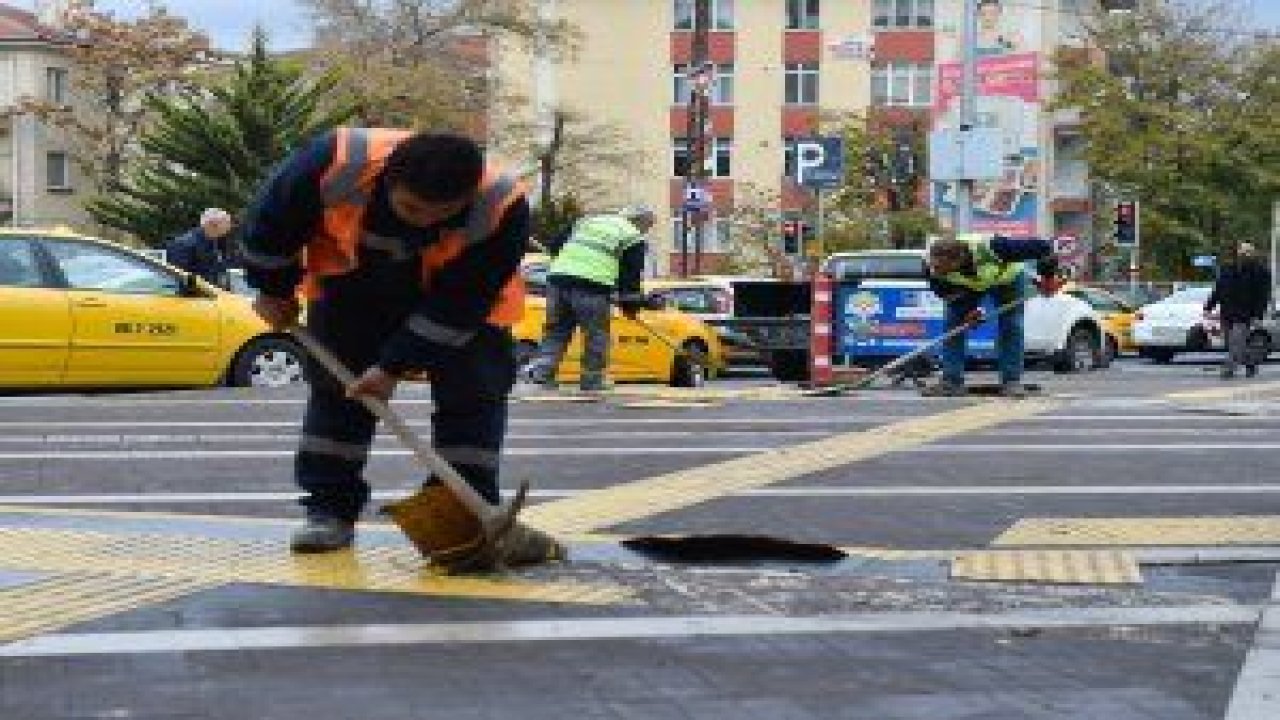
<box><xmin>923</xmin><ymin>232</ymin><xmax>1062</xmax><ymax>398</ymax></box>
<box><xmin>524</xmin><ymin>205</ymin><xmax>654</xmax><ymax>392</ymax></box>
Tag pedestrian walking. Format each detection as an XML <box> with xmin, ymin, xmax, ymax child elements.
<box><xmin>1204</xmin><ymin>242</ymin><xmax>1273</xmax><ymax>379</ymax></box>
<box><xmin>166</xmin><ymin>208</ymin><xmax>235</xmax><ymax>288</ymax></box>
<box><xmin>522</xmin><ymin>205</ymin><xmax>653</xmax><ymax>392</ymax></box>
<box><xmin>240</xmin><ymin>128</ymin><xmax>530</xmax><ymax>553</ymax></box>
<box><xmin>922</xmin><ymin>232</ymin><xmax>1062</xmax><ymax>398</ymax></box>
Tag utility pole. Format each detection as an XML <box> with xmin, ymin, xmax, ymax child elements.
<box><xmin>680</xmin><ymin>0</ymin><xmax>711</xmax><ymax>277</ymax></box>
<box><xmin>1272</xmin><ymin>199</ymin><xmax>1279</xmax><ymax>308</ymax></box>
<box><xmin>954</xmin><ymin>0</ymin><xmax>979</xmax><ymax>233</ymax></box>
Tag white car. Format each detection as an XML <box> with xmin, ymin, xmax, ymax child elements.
<box><xmin>1133</xmin><ymin>286</ymin><xmax>1277</xmax><ymax>363</ymax></box>
<box><xmin>824</xmin><ymin>250</ymin><xmax>1110</xmax><ymax>372</ymax></box>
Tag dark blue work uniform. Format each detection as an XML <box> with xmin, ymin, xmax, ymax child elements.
<box><xmin>240</xmin><ymin>132</ymin><xmax>529</xmax><ymax>522</ymax></box>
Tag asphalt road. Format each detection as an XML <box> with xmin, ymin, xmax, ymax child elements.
<box><xmin>1</xmin><ymin>356</ymin><xmax>1278</xmax><ymax>720</ymax></box>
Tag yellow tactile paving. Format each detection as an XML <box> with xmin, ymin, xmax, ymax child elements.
<box><xmin>951</xmin><ymin>550</ymin><xmax>1141</xmax><ymax>585</ymax></box>
<box><xmin>992</xmin><ymin>517</ymin><xmax>1280</xmax><ymax>547</ymax></box>
<box><xmin>0</xmin><ymin>573</ymin><xmax>221</xmax><ymax>642</ymax></box>
<box><xmin>0</xmin><ymin>528</ymin><xmax>633</xmax><ymax>605</ymax></box>
<box><xmin>523</xmin><ymin>399</ymin><xmax>1057</xmax><ymax>535</ymax></box>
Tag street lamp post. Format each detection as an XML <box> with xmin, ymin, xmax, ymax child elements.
<box><xmin>680</xmin><ymin>0</ymin><xmax>711</xmax><ymax>278</ymax></box>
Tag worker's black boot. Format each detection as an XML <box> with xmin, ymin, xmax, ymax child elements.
<box><xmin>999</xmin><ymin>381</ymin><xmax>1028</xmax><ymax>399</ymax></box>
<box><xmin>290</xmin><ymin>516</ymin><xmax>355</xmax><ymax>554</ymax></box>
<box><xmin>920</xmin><ymin>381</ymin><xmax>965</xmax><ymax>397</ymax></box>
<box><xmin>1246</xmin><ymin>365</ymin><xmax>1259</xmax><ymax>378</ymax></box>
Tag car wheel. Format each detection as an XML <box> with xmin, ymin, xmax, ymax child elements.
<box><xmin>231</xmin><ymin>337</ymin><xmax>307</xmax><ymax>388</ymax></box>
<box><xmin>767</xmin><ymin>349</ymin><xmax>811</xmax><ymax>383</ymax></box>
<box><xmin>1053</xmin><ymin>326</ymin><xmax>1100</xmax><ymax>374</ymax></box>
<box><xmin>1147</xmin><ymin>348</ymin><xmax>1175</xmax><ymax>364</ymax></box>
<box><xmin>670</xmin><ymin>340</ymin><xmax>709</xmax><ymax>388</ymax></box>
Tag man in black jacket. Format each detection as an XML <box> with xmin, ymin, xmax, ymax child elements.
<box><xmin>166</xmin><ymin>208</ymin><xmax>234</xmax><ymax>288</ymax></box>
<box><xmin>1204</xmin><ymin>242</ymin><xmax>1273</xmax><ymax>378</ymax></box>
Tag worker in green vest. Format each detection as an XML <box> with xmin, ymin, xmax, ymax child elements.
<box><xmin>524</xmin><ymin>205</ymin><xmax>653</xmax><ymax>392</ymax></box>
<box><xmin>923</xmin><ymin>232</ymin><xmax>1062</xmax><ymax>398</ymax></box>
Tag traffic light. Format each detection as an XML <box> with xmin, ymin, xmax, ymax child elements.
<box><xmin>1113</xmin><ymin>200</ymin><xmax>1137</xmax><ymax>246</ymax></box>
<box><xmin>782</xmin><ymin>220</ymin><xmax>801</xmax><ymax>255</ymax></box>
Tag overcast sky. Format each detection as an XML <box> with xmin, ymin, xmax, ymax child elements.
<box><xmin>13</xmin><ymin>0</ymin><xmax>312</xmax><ymax>51</ymax></box>
<box><xmin>6</xmin><ymin>0</ymin><xmax>1278</xmax><ymax>51</ymax></box>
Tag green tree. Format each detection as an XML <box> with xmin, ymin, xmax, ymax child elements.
<box><xmin>90</xmin><ymin>30</ymin><xmax>356</xmax><ymax>245</ymax></box>
<box><xmin>1</xmin><ymin>0</ymin><xmax>218</xmax><ymax>192</ymax></box>
<box><xmin>1052</xmin><ymin>1</ymin><xmax>1279</xmax><ymax>278</ymax></box>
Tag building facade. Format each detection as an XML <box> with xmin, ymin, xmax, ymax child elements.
<box><xmin>496</xmin><ymin>0</ymin><xmax>1097</xmax><ymax>276</ymax></box>
<box><xmin>0</xmin><ymin>3</ymin><xmax>86</xmax><ymax>228</ymax></box>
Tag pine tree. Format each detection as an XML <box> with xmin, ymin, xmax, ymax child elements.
<box><xmin>90</xmin><ymin>29</ymin><xmax>356</xmax><ymax>246</ymax></box>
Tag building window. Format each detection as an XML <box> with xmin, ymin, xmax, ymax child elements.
<box><xmin>784</xmin><ymin>63</ymin><xmax>819</xmax><ymax>105</ymax></box>
<box><xmin>673</xmin><ymin>137</ymin><xmax>732</xmax><ymax>178</ymax></box>
<box><xmin>873</xmin><ymin>0</ymin><xmax>934</xmax><ymax>29</ymax></box>
<box><xmin>46</xmin><ymin>152</ymin><xmax>70</xmax><ymax>190</ymax></box>
<box><xmin>673</xmin><ymin>63</ymin><xmax>735</xmax><ymax>105</ymax></box>
<box><xmin>786</xmin><ymin>0</ymin><xmax>820</xmax><ymax>30</ymax></box>
<box><xmin>672</xmin><ymin>216</ymin><xmax>732</xmax><ymax>253</ymax></box>
<box><xmin>871</xmin><ymin>62</ymin><xmax>933</xmax><ymax>107</ymax></box>
<box><xmin>783</xmin><ymin>136</ymin><xmax>800</xmax><ymax>179</ymax></box>
<box><xmin>46</xmin><ymin>67</ymin><xmax>68</xmax><ymax>104</ymax></box>
<box><xmin>674</xmin><ymin>0</ymin><xmax>735</xmax><ymax>30</ymax></box>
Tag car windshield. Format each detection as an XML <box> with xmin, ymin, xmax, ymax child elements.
<box><xmin>1162</xmin><ymin>287</ymin><xmax>1212</xmax><ymax>305</ymax></box>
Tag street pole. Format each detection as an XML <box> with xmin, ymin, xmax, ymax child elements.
<box><xmin>815</xmin><ymin>190</ymin><xmax>825</xmax><ymax>261</ymax></box>
<box><xmin>1131</xmin><ymin>199</ymin><xmax>1141</xmax><ymax>296</ymax></box>
<box><xmin>954</xmin><ymin>0</ymin><xmax>978</xmax><ymax>233</ymax></box>
<box><xmin>1271</xmin><ymin>199</ymin><xmax>1279</xmax><ymax>308</ymax></box>
<box><xmin>679</xmin><ymin>0</ymin><xmax>711</xmax><ymax>278</ymax></box>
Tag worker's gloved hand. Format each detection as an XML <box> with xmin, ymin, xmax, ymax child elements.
<box><xmin>1034</xmin><ymin>275</ymin><xmax>1065</xmax><ymax>297</ymax></box>
<box><xmin>963</xmin><ymin>308</ymin><xmax>986</xmax><ymax>327</ymax></box>
<box><xmin>346</xmin><ymin>365</ymin><xmax>400</xmax><ymax>403</ymax></box>
<box><xmin>253</xmin><ymin>294</ymin><xmax>301</xmax><ymax>331</ymax></box>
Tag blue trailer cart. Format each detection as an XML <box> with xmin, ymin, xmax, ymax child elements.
<box><xmin>824</xmin><ymin>252</ymin><xmax>1002</xmax><ymax>373</ymax></box>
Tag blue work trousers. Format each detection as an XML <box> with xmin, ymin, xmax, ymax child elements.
<box><xmin>940</xmin><ymin>273</ymin><xmax>1028</xmax><ymax>386</ymax></box>
<box><xmin>297</xmin><ymin>296</ymin><xmax>514</xmax><ymax>522</ymax></box>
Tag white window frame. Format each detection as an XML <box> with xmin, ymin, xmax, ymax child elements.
<box><xmin>786</xmin><ymin>0</ymin><xmax>821</xmax><ymax>30</ymax></box>
<box><xmin>674</xmin><ymin>0</ymin><xmax>735</xmax><ymax>30</ymax></box>
<box><xmin>873</xmin><ymin>0</ymin><xmax>934</xmax><ymax>29</ymax></box>
<box><xmin>46</xmin><ymin>151</ymin><xmax>71</xmax><ymax>191</ymax></box>
<box><xmin>871</xmin><ymin>62</ymin><xmax>933</xmax><ymax>107</ymax></box>
<box><xmin>46</xmin><ymin>67</ymin><xmax>68</xmax><ymax>104</ymax></box>
<box><xmin>671</xmin><ymin>216</ymin><xmax>732</xmax><ymax>253</ymax></box>
<box><xmin>784</xmin><ymin>63</ymin><xmax>820</xmax><ymax>105</ymax></box>
<box><xmin>673</xmin><ymin>62</ymin><xmax>735</xmax><ymax>105</ymax></box>
<box><xmin>673</xmin><ymin>137</ymin><xmax>733</xmax><ymax>178</ymax></box>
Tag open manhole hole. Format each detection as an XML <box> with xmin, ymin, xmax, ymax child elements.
<box><xmin>621</xmin><ymin>534</ymin><xmax>847</xmax><ymax>565</ymax></box>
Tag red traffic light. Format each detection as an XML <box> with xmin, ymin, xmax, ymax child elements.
<box><xmin>1115</xmin><ymin>201</ymin><xmax>1135</xmax><ymax>223</ymax></box>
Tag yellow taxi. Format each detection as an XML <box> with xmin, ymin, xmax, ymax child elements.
<box><xmin>515</xmin><ymin>255</ymin><xmax>726</xmax><ymax>386</ymax></box>
<box><xmin>1063</xmin><ymin>283</ymin><xmax>1138</xmax><ymax>359</ymax></box>
<box><xmin>0</xmin><ymin>227</ymin><xmax>306</xmax><ymax>389</ymax></box>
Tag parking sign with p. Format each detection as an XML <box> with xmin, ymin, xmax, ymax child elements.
<box><xmin>795</xmin><ymin>137</ymin><xmax>845</xmax><ymax>189</ymax></box>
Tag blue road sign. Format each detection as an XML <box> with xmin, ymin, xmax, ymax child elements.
<box><xmin>795</xmin><ymin>137</ymin><xmax>845</xmax><ymax>189</ymax></box>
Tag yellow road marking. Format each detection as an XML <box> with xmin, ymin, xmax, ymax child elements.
<box><xmin>993</xmin><ymin>517</ymin><xmax>1280</xmax><ymax>547</ymax></box>
<box><xmin>0</xmin><ymin>573</ymin><xmax>220</xmax><ymax>642</ymax></box>
<box><xmin>0</xmin><ymin>528</ymin><xmax>632</xmax><ymax>607</ymax></box>
<box><xmin>951</xmin><ymin>550</ymin><xmax>1141</xmax><ymax>585</ymax></box>
<box><xmin>524</xmin><ymin>399</ymin><xmax>1058</xmax><ymax>534</ymax></box>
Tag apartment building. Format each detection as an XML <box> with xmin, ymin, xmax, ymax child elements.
<box><xmin>0</xmin><ymin>2</ymin><xmax>86</xmax><ymax>228</ymax></box>
<box><xmin>496</xmin><ymin>0</ymin><xmax>873</xmax><ymax>273</ymax></box>
<box><xmin>500</xmin><ymin>0</ymin><xmax>1097</xmax><ymax>275</ymax></box>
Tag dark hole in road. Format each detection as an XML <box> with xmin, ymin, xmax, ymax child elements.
<box><xmin>621</xmin><ymin>534</ymin><xmax>847</xmax><ymax>565</ymax></box>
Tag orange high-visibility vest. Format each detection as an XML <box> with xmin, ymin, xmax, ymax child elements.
<box><xmin>300</xmin><ymin>127</ymin><xmax>525</xmax><ymax>327</ymax></box>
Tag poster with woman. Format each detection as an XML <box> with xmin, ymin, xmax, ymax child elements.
<box><xmin>932</xmin><ymin>0</ymin><xmax>1044</xmax><ymax>236</ymax></box>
